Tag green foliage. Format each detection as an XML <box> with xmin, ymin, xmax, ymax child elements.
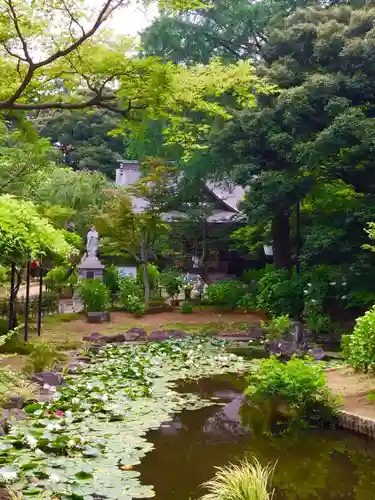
<box><xmin>137</xmin><ymin>263</ymin><xmax>160</xmax><ymax>295</ymax></box>
<box><xmin>205</xmin><ymin>280</ymin><xmax>248</xmax><ymax>311</ymax></box>
<box><xmin>126</xmin><ymin>295</ymin><xmax>146</xmax><ymax>317</ymax></box>
<box><xmin>45</xmin><ymin>266</ymin><xmax>71</xmax><ymax>294</ymax></box>
<box><xmin>23</xmin><ymin>341</ymin><xmax>61</xmax><ymax>375</ymax></box>
<box><xmin>343</xmin><ymin>306</ymin><xmax>375</xmax><ymax>373</ymax></box>
<box><xmin>237</xmin><ymin>292</ymin><xmax>258</xmax><ymax>313</ymax></box>
<box><xmin>0</xmin><ymin>195</ymin><xmax>72</xmax><ymax>265</ymax></box>
<box><xmin>118</xmin><ymin>277</ymin><xmax>143</xmax><ymax>311</ymax></box>
<box><xmin>261</xmin><ymin>315</ymin><xmax>291</xmax><ymax>342</ymax></box>
<box><xmin>103</xmin><ymin>264</ymin><xmax>120</xmax><ymax>303</ymax></box>
<box><xmin>200</xmin><ymin>458</ymin><xmax>275</xmax><ymax>500</ymax></box>
<box><xmin>245</xmin><ymin>357</ymin><xmax>338</xmax><ymax>425</ymax></box>
<box><xmin>160</xmin><ymin>269</ymin><xmax>183</xmax><ymax>300</ymax></box>
<box><xmin>257</xmin><ymin>269</ymin><xmax>303</xmax><ymax>319</ymax></box>
<box><xmin>78</xmin><ymin>279</ymin><xmax>110</xmax><ymax>313</ymax></box>
<box><xmin>0</xmin><ymin>292</ymin><xmax>59</xmax><ymax>321</ymax></box>
<box><xmin>180</xmin><ymin>301</ymin><xmax>193</xmax><ymax>314</ymax></box>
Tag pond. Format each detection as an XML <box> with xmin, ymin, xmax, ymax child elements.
<box><xmin>1</xmin><ymin>339</ymin><xmax>375</xmax><ymax>499</ymax></box>
<box><xmin>138</xmin><ymin>374</ymin><xmax>375</xmax><ymax>500</ymax></box>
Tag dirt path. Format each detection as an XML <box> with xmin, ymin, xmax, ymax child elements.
<box><xmin>327</xmin><ymin>367</ymin><xmax>375</xmax><ymax>419</ymax></box>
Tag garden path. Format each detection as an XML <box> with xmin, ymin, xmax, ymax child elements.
<box><xmin>327</xmin><ymin>367</ymin><xmax>375</xmax><ymax>419</ymax></box>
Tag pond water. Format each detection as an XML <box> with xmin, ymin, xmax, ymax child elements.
<box><xmin>138</xmin><ymin>374</ymin><xmax>375</xmax><ymax>500</ymax></box>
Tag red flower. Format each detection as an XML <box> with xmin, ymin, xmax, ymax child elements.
<box><xmin>55</xmin><ymin>410</ymin><xmax>64</xmax><ymax>417</ymax></box>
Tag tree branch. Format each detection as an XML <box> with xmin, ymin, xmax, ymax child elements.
<box><xmin>0</xmin><ymin>0</ymin><xmax>127</xmax><ymax>110</ymax></box>
<box><xmin>4</xmin><ymin>0</ymin><xmax>33</xmax><ymax>63</ymax></box>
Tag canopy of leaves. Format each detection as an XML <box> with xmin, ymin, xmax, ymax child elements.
<box><xmin>34</xmin><ymin>109</ymin><xmax>125</xmax><ymax>179</ymax></box>
<box><xmin>28</xmin><ymin>167</ymin><xmax>113</xmax><ymax>234</ymax></box>
<box><xmin>0</xmin><ymin>195</ymin><xmax>72</xmax><ymax>264</ymax></box>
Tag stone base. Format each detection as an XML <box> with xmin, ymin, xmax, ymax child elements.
<box><xmin>87</xmin><ymin>311</ymin><xmax>110</xmax><ymax>323</ymax></box>
<box><xmin>78</xmin><ymin>256</ymin><xmax>105</xmax><ymax>281</ymax></box>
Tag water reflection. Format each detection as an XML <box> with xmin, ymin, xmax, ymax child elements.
<box><xmin>138</xmin><ymin>375</ymin><xmax>375</xmax><ymax>500</ymax></box>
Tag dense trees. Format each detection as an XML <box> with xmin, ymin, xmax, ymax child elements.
<box><xmin>142</xmin><ymin>0</ymin><xmax>375</xmax><ymax>279</ymax></box>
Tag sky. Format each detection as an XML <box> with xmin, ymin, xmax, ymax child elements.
<box><xmin>93</xmin><ymin>0</ymin><xmax>159</xmax><ymax>37</ymax></box>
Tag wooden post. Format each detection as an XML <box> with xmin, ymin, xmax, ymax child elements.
<box><xmin>8</xmin><ymin>262</ymin><xmax>16</xmax><ymax>331</ymax></box>
<box><xmin>37</xmin><ymin>265</ymin><xmax>43</xmax><ymax>337</ymax></box>
<box><xmin>24</xmin><ymin>260</ymin><xmax>31</xmax><ymax>342</ymax></box>
<box><xmin>296</xmin><ymin>201</ymin><xmax>301</xmax><ymax>276</ymax></box>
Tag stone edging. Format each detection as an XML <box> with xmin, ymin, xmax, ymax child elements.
<box><xmin>337</xmin><ymin>410</ymin><xmax>375</xmax><ymax>438</ymax></box>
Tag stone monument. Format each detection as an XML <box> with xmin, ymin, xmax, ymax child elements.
<box><xmin>77</xmin><ymin>226</ymin><xmax>105</xmax><ymax>281</ymax></box>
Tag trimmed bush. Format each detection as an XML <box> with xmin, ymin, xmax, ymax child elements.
<box><xmin>78</xmin><ymin>279</ymin><xmax>110</xmax><ymax>312</ymax></box>
<box><xmin>343</xmin><ymin>305</ymin><xmax>375</xmax><ymax>372</ymax></box>
<box><xmin>205</xmin><ymin>280</ymin><xmax>248</xmax><ymax>311</ymax></box>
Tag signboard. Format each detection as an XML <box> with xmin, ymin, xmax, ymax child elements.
<box><xmin>118</xmin><ymin>266</ymin><xmax>137</xmax><ymax>278</ymax></box>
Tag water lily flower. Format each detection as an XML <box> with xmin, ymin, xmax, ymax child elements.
<box><xmin>25</xmin><ymin>435</ymin><xmax>38</xmax><ymax>449</ymax></box>
<box><xmin>330</xmin><ymin>281</ymin><xmax>336</xmax><ymax>286</ymax></box>
<box><xmin>55</xmin><ymin>410</ymin><xmax>64</xmax><ymax>417</ymax></box>
<box><xmin>341</xmin><ymin>295</ymin><xmax>347</xmax><ymax>300</ymax></box>
<box><xmin>49</xmin><ymin>473</ymin><xmax>60</xmax><ymax>483</ymax></box>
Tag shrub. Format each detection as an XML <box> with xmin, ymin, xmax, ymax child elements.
<box><xmin>137</xmin><ymin>263</ymin><xmax>160</xmax><ymax>295</ymax></box>
<box><xmin>78</xmin><ymin>279</ymin><xmax>110</xmax><ymax>312</ymax></box>
<box><xmin>237</xmin><ymin>292</ymin><xmax>258</xmax><ymax>312</ymax></box>
<box><xmin>160</xmin><ymin>269</ymin><xmax>183</xmax><ymax>300</ymax></box>
<box><xmin>23</xmin><ymin>341</ymin><xmax>62</xmax><ymax>374</ymax></box>
<box><xmin>245</xmin><ymin>357</ymin><xmax>338</xmax><ymax>425</ymax></box>
<box><xmin>103</xmin><ymin>264</ymin><xmax>120</xmax><ymax>303</ymax></box>
<box><xmin>200</xmin><ymin>458</ymin><xmax>275</xmax><ymax>500</ymax></box>
<box><xmin>45</xmin><ymin>265</ymin><xmax>76</xmax><ymax>294</ymax></box>
<box><xmin>126</xmin><ymin>295</ymin><xmax>145</xmax><ymax>317</ymax></box>
<box><xmin>261</xmin><ymin>314</ymin><xmax>291</xmax><ymax>342</ymax></box>
<box><xmin>344</xmin><ymin>306</ymin><xmax>375</xmax><ymax>372</ymax></box>
<box><xmin>205</xmin><ymin>280</ymin><xmax>248</xmax><ymax>311</ymax></box>
<box><xmin>180</xmin><ymin>301</ymin><xmax>193</xmax><ymax>314</ymax></box>
<box><xmin>118</xmin><ymin>277</ymin><xmax>143</xmax><ymax>311</ymax></box>
<box><xmin>0</xmin><ymin>292</ymin><xmax>59</xmax><ymax>319</ymax></box>
<box><xmin>257</xmin><ymin>269</ymin><xmax>303</xmax><ymax>318</ymax></box>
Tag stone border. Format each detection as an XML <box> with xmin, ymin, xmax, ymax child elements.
<box><xmin>337</xmin><ymin>410</ymin><xmax>375</xmax><ymax>438</ymax></box>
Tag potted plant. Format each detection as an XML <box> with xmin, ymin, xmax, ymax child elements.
<box><xmin>78</xmin><ymin>279</ymin><xmax>110</xmax><ymax>323</ymax></box>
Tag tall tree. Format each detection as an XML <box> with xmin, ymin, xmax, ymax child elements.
<box><xmin>34</xmin><ymin>109</ymin><xmax>125</xmax><ymax>179</ymax></box>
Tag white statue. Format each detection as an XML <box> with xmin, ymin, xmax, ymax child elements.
<box><xmin>86</xmin><ymin>226</ymin><xmax>99</xmax><ymax>258</ymax></box>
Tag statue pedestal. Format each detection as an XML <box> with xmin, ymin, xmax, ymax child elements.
<box><xmin>78</xmin><ymin>256</ymin><xmax>105</xmax><ymax>281</ymax></box>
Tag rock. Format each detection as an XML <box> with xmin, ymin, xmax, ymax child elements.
<box><xmin>75</xmin><ymin>355</ymin><xmax>91</xmax><ymax>363</ymax></box>
<box><xmin>125</xmin><ymin>328</ymin><xmax>147</xmax><ymax>341</ymax></box>
<box><xmin>268</xmin><ymin>340</ymin><xmax>297</xmax><ymax>356</ymax></box>
<box><xmin>102</xmin><ymin>333</ymin><xmax>126</xmax><ymax>343</ymax></box>
<box><xmin>67</xmin><ymin>361</ymin><xmax>86</xmax><ymax>374</ymax></box>
<box><xmin>248</xmin><ymin>326</ymin><xmax>264</xmax><ymax>339</ymax></box>
<box><xmin>4</xmin><ymin>395</ymin><xmax>24</xmax><ymax>409</ymax></box>
<box><xmin>82</xmin><ymin>332</ymin><xmax>102</xmax><ymax>342</ymax></box>
<box><xmin>148</xmin><ymin>330</ymin><xmax>169</xmax><ymax>341</ymax></box>
<box><xmin>166</xmin><ymin>330</ymin><xmax>186</xmax><ymax>338</ymax></box>
<box><xmin>0</xmin><ymin>408</ymin><xmax>27</xmax><ymax>433</ymax></box>
<box><xmin>308</xmin><ymin>347</ymin><xmax>326</xmax><ymax>360</ymax></box>
<box><xmin>31</xmin><ymin>372</ymin><xmax>65</xmax><ymax>387</ymax></box>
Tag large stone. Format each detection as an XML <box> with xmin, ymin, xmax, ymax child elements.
<box><xmin>4</xmin><ymin>395</ymin><xmax>24</xmax><ymax>409</ymax></box>
<box><xmin>82</xmin><ymin>332</ymin><xmax>103</xmax><ymax>342</ymax></box>
<box><xmin>102</xmin><ymin>333</ymin><xmax>126</xmax><ymax>343</ymax></box>
<box><xmin>148</xmin><ymin>330</ymin><xmax>169</xmax><ymax>341</ymax></box>
<box><xmin>31</xmin><ymin>372</ymin><xmax>65</xmax><ymax>387</ymax></box>
<box><xmin>308</xmin><ymin>347</ymin><xmax>326</xmax><ymax>360</ymax></box>
<box><xmin>268</xmin><ymin>340</ymin><xmax>297</xmax><ymax>356</ymax></box>
<box><xmin>166</xmin><ymin>330</ymin><xmax>186</xmax><ymax>338</ymax></box>
<box><xmin>125</xmin><ymin>328</ymin><xmax>147</xmax><ymax>341</ymax></box>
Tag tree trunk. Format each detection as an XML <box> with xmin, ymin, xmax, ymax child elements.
<box><xmin>272</xmin><ymin>209</ymin><xmax>292</xmax><ymax>271</ymax></box>
<box><xmin>140</xmin><ymin>231</ymin><xmax>150</xmax><ymax>304</ymax></box>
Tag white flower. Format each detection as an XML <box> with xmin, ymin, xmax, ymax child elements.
<box><xmin>330</xmin><ymin>281</ymin><xmax>336</xmax><ymax>286</ymax></box>
<box><xmin>72</xmin><ymin>397</ymin><xmax>80</xmax><ymax>405</ymax></box>
<box><xmin>68</xmin><ymin>439</ymin><xmax>76</xmax><ymax>447</ymax></box>
<box><xmin>46</xmin><ymin>423</ymin><xmax>55</xmax><ymax>431</ymax></box>
<box><xmin>25</xmin><ymin>435</ymin><xmax>38</xmax><ymax>449</ymax></box>
<box><xmin>311</xmin><ymin>299</ymin><xmax>317</xmax><ymax>304</ymax></box>
<box><xmin>341</xmin><ymin>295</ymin><xmax>347</xmax><ymax>300</ymax></box>
<box><xmin>49</xmin><ymin>473</ymin><xmax>60</xmax><ymax>483</ymax></box>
